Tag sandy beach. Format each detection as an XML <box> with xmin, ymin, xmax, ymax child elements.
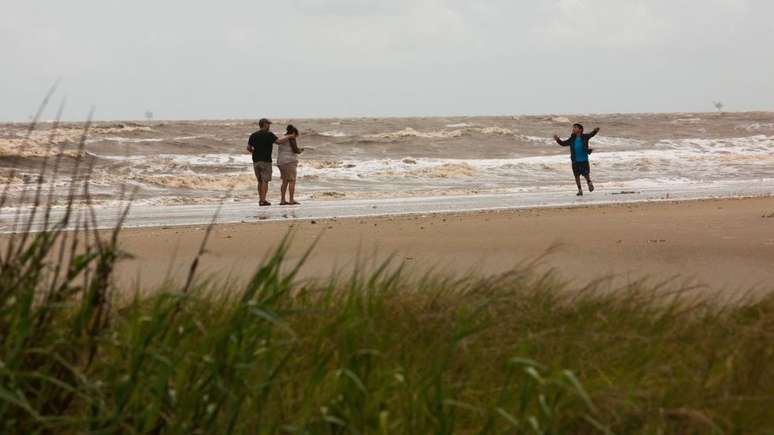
<box><xmin>108</xmin><ymin>196</ymin><xmax>774</xmax><ymax>294</ymax></box>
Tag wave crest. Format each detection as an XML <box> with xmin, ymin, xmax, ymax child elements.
<box><xmin>362</xmin><ymin>126</ymin><xmax>516</xmax><ymax>141</ymax></box>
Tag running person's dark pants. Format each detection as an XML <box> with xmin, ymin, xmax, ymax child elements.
<box><xmin>572</xmin><ymin>161</ymin><xmax>590</xmax><ymax>177</ymax></box>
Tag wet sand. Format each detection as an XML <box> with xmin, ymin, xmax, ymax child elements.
<box><xmin>113</xmin><ymin>196</ymin><xmax>774</xmax><ymax>294</ymax></box>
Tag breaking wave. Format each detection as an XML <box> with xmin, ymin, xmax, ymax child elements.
<box><xmin>364</xmin><ymin>128</ymin><xmax>465</xmax><ymax>140</ymax></box>
<box><xmin>318</xmin><ymin>130</ymin><xmax>348</xmax><ymax>138</ymax></box>
<box><xmin>362</xmin><ymin>126</ymin><xmax>516</xmax><ymax>141</ymax></box>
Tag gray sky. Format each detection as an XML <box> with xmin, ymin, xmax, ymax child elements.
<box><xmin>2</xmin><ymin>0</ymin><xmax>773</xmax><ymax>121</ymax></box>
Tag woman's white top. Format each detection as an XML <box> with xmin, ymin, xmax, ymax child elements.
<box><xmin>277</xmin><ymin>139</ymin><xmax>299</xmax><ymax>166</ymax></box>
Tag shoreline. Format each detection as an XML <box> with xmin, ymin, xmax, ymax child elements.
<box><xmin>3</xmin><ymin>180</ymin><xmax>773</xmax><ymax>233</ymax></box>
<box><xmin>122</xmin><ymin>192</ymin><xmax>774</xmax><ymax>231</ymax></box>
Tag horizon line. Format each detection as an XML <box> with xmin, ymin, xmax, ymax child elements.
<box><xmin>3</xmin><ymin>109</ymin><xmax>772</xmax><ymax>124</ymax></box>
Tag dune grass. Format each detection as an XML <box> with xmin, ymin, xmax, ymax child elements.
<box><xmin>2</xmin><ymin>111</ymin><xmax>774</xmax><ymax>434</ymax></box>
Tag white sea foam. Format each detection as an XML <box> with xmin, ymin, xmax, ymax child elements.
<box><xmin>736</xmin><ymin>123</ymin><xmax>774</xmax><ymax>132</ymax></box>
<box><xmin>521</xmin><ymin>135</ymin><xmax>644</xmax><ymax>148</ymax></box>
<box><xmin>319</xmin><ymin>130</ymin><xmax>348</xmax><ymax>137</ymax></box>
<box><xmin>47</xmin><ymin>131</ymin><xmax>774</xmax><ymax>207</ymax></box>
<box><xmin>671</xmin><ymin>117</ymin><xmax>703</xmax><ymax>125</ymax></box>
<box><xmin>89</xmin><ymin>135</ymin><xmax>774</xmax><ymax>190</ymax></box>
<box><xmin>364</xmin><ymin>128</ymin><xmax>465</xmax><ymax>140</ymax></box>
<box><xmin>654</xmin><ymin>135</ymin><xmax>774</xmax><ymax>154</ymax></box>
<box><xmin>159</xmin><ymin>153</ymin><xmax>251</xmax><ymax>166</ymax></box>
<box><xmin>172</xmin><ymin>134</ymin><xmax>217</xmax><ymax>141</ymax></box>
<box><xmin>523</xmin><ymin>135</ymin><xmax>552</xmax><ymax>144</ymax></box>
<box><xmin>6</xmin><ymin>115</ymin><xmax>774</xmax><ymax>210</ymax></box>
<box><xmin>362</xmin><ymin>126</ymin><xmax>516</xmax><ymax>140</ymax></box>
<box><xmin>588</xmin><ymin>136</ymin><xmax>647</xmax><ymax>148</ymax></box>
<box><xmin>478</xmin><ymin>127</ymin><xmax>516</xmax><ymax>135</ymax></box>
<box><xmin>94</xmin><ymin>134</ymin><xmax>213</xmax><ymax>144</ymax></box>
<box><xmin>91</xmin><ymin>124</ymin><xmax>154</xmax><ymax>133</ymax></box>
<box><xmin>101</xmin><ymin>136</ymin><xmax>165</xmax><ymax>143</ymax></box>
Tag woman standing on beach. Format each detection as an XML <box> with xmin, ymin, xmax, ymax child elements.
<box><xmin>277</xmin><ymin>124</ymin><xmax>304</xmax><ymax>205</ymax></box>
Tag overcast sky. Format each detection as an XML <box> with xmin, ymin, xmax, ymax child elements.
<box><xmin>2</xmin><ymin>0</ymin><xmax>773</xmax><ymax>121</ymax></box>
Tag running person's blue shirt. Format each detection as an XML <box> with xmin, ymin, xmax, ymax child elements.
<box><xmin>573</xmin><ymin>136</ymin><xmax>588</xmax><ymax>162</ymax></box>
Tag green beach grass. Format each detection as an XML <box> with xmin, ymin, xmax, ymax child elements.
<box><xmin>2</xmin><ymin>112</ymin><xmax>774</xmax><ymax>434</ymax></box>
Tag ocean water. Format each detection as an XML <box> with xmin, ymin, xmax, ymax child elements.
<box><xmin>1</xmin><ymin>112</ymin><xmax>774</xmax><ymax>208</ymax></box>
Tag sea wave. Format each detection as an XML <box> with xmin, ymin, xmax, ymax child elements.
<box><xmin>0</xmin><ymin>138</ymin><xmax>85</xmax><ymax>158</ymax></box>
<box><xmin>364</xmin><ymin>128</ymin><xmax>466</xmax><ymax>140</ymax></box>
<box><xmin>361</xmin><ymin>126</ymin><xmax>517</xmax><ymax>141</ymax></box>
<box><xmin>370</xmin><ymin>162</ymin><xmax>478</xmax><ymax>179</ymax></box>
<box><xmin>92</xmin><ymin>123</ymin><xmax>154</xmax><ymax>133</ymax></box>
<box><xmin>655</xmin><ymin>135</ymin><xmax>774</xmax><ymax>154</ymax></box>
<box><xmin>305</xmin><ymin>159</ymin><xmax>354</xmax><ymax>169</ymax></box>
<box><xmin>79</xmin><ymin>134</ymin><xmax>774</xmax><ymax>191</ymax></box>
<box><xmin>5</xmin><ymin>115</ymin><xmax>774</xmax><ymax>208</ymax></box>
<box><xmin>318</xmin><ymin>130</ymin><xmax>348</xmax><ymax>138</ymax></box>
<box><xmin>479</xmin><ymin>126</ymin><xmax>516</xmax><ymax>135</ymax></box>
<box><xmin>135</xmin><ymin>173</ymin><xmax>256</xmax><ymax>190</ymax></box>
<box><xmin>670</xmin><ymin>117</ymin><xmax>703</xmax><ymax>125</ymax></box>
<box><xmin>5</xmin><ymin>129</ymin><xmax>84</xmax><ymax>147</ymax></box>
<box><xmin>101</xmin><ymin>137</ymin><xmax>165</xmax><ymax>143</ymax></box>
<box><xmin>736</xmin><ymin>123</ymin><xmax>774</xmax><ymax>132</ymax></box>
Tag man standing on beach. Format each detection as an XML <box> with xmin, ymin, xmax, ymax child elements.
<box><xmin>553</xmin><ymin>123</ymin><xmax>600</xmax><ymax>196</ymax></box>
<box><xmin>247</xmin><ymin>118</ymin><xmax>297</xmax><ymax>206</ymax></box>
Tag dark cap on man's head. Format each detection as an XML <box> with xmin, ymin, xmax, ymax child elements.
<box><xmin>259</xmin><ymin>118</ymin><xmax>272</xmax><ymax>127</ymax></box>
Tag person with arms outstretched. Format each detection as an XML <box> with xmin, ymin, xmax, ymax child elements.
<box><xmin>247</xmin><ymin>118</ymin><xmax>297</xmax><ymax>206</ymax></box>
<box><xmin>553</xmin><ymin>123</ymin><xmax>599</xmax><ymax>196</ymax></box>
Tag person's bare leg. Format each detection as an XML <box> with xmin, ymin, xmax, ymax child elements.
<box><xmin>288</xmin><ymin>180</ymin><xmax>296</xmax><ymax>203</ymax></box>
<box><xmin>280</xmin><ymin>180</ymin><xmax>289</xmax><ymax>204</ymax></box>
<box><xmin>259</xmin><ymin>181</ymin><xmax>269</xmax><ymax>203</ymax></box>
<box><xmin>584</xmin><ymin>174</ymin><xmax>594</xmax><ymax>192</ymax></box>
<box><xmin>575</xmin><ymin>175</ymin><xmax>583</xmax><ymax>196</ymax></box>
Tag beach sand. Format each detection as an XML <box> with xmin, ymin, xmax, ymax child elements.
<box><xmin>111</xmin><ymin>196</ymin><xmax>774</xmax><ymax>294</ymax></box>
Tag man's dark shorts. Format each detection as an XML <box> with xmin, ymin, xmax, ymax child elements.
<box><xmin>572</xmin><ymin>161</ymin><xmax>590</xmax><ymax>176</ymax></box>
<box><xmin>253</xmin><ymin>162</ymin><xmax>273</xmax><ymax>183</ymax></box>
